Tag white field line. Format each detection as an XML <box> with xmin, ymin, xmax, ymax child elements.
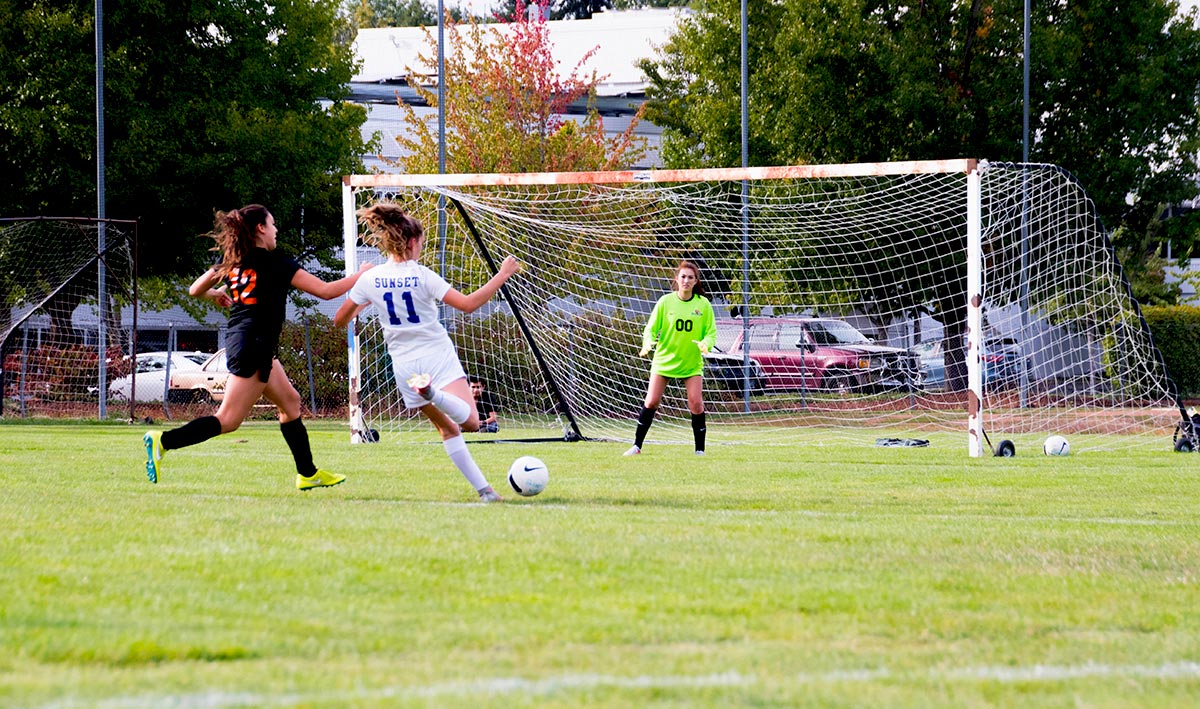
<box><xmin>26</xmin><ymin>661</ymin><xmax>1200</xmax><ymax>709</ymax></box>
<box><xmin>193</xmin><ymin>493</ymin><xmax>1198</xmax><ymax>526</ymax></box>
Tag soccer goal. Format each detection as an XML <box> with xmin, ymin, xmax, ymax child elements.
<box><xmin>341</xmin><ymin>160</ymin><xmax>1187</xmax><ymax>455</ymax></box>
<box><xmin>0</xmin><ymin>217</ymin><xmax>138</xmax><ymax>420</ymax></box>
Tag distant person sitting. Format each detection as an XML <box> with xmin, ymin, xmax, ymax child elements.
<box><xmin>470</xmin><ymin>376</ymin><xmax>500</xmax><ymax>433</ymax></box>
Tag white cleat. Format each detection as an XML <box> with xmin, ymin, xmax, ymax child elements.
<box><xmin>623</xmin><ymin>445</ymin><xmax>641</xmax><ymax>456</ymax></box>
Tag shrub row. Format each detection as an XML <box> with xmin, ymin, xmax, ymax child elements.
<box><xmin>1142</xmin><ymin>306</ymin><xmax>1200</xmax><ymax>400</ymax></box>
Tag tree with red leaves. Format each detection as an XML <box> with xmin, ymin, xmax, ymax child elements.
<box><xmin>392</xmin><ymin>1</ymin><xmax>646</xmax><ymax>174</ymax></box>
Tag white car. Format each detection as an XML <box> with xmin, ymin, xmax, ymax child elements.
<box><xmin>169</xmin><ymin>349</ymin><xmax>233</xmax><ymax>404</ymax></box>
<box><xmin>108</xmin><ymin>351</ymin><xmax>212</xmax><ymax>402</ymax></box>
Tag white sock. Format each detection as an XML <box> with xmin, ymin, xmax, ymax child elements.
<box><xmin>443</xmin><ymin>434</ymin><xmax>488</xmax><ymax>491</ymax></box>
<box><xmin>429</xmin><ymin>389</ymin><xmax>470</xmax><ymax>425</ymax></box>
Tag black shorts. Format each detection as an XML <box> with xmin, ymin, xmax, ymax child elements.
<box><xmin>225</xmin><ymin>330</ymin><xmax>276</xmax><ymax>383</ymax></box>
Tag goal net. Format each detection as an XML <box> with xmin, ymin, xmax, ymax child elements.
<box><xmin>0</xmin><ymin>217</ymin><xmax>137</xmax><ymax>419</ymax></box>
<box><xmin>342</xmin><ymin>160</ymin><xmax>1186</xmax><ymax>455</ymax></box>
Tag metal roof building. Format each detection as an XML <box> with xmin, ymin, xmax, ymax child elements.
<box><xmin>346</xmin><ymin>9</ymin><xmax>682</xmax><ymax>171</ymax></box>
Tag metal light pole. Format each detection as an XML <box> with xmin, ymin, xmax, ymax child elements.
<box><xmin>436</xmin><ymin>0</ymin><xmax>450</xmax><ymax>324</ymax></box>
<box><xmin>739</xmin><ymin>0</ymin><xmax>751</xmax><ymax>413</ymax></box>
<box><xmin>96</xmin><ymin>0</ymin><xmax>108</xmax><ymax>419</ymax></box>
<box><xmin>1018</xmin><ymin>0</ymin><xmax>1032</xmax><ymax>407</ymax></box>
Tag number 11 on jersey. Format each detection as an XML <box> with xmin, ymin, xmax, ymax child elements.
<box><xmin>382</xmin><ymin>291</ymin><xmax>420</xmax><ymax>325</ymax></box>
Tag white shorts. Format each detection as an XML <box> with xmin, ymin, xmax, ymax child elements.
<box><xmin>390</xmin><ymin>348</ymin><xmax>468</xmax><ymax>410</ymax></box>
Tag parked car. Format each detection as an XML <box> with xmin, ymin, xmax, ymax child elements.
<box><xmin>169</xmin><ymin>349</ymin><xmax>232</xmax><ymax>403</ymax></box>
<box><xmin>107</xmin><ymin>351</ymin><xmax>212</xmax><ymax>402</ymax></box>
<box><xmin>912</xmin><ymin>336</ymin><xmax>1026</xmax><ymax>389</ymax></box>
<box><xmin>703</xmin><ymin>345</ymin><xmax>766</xmax><ymax>394</ymax></box>
<box><xmin>728</xmin><ymin>318</ymin><xmax>920</xmax><ymax>392</ymax></box>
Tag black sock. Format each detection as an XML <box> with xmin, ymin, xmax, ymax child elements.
<box><xmin>280</xmin><ymin>418</ymin><xmax>317</xmax><ymax>477</ymax></box>
<box><xmin>634</xmin><ymin>406</ymin><xmax>657</xmax><ymax>448</ymax></box>
<box><xmin>691</xmin><ymin>412</ymin><xmax>707</xmax><ymax>452</ymax></box>
<box><xmin>160</xmin><ymin>415</ymin><xmax>221</xmax><ymax>451</ymax></box>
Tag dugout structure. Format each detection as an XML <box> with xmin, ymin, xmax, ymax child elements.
<box><xmin>341</xmin><ymin>160</ymin><xmax>1187</xmax><ymax>456</ymax></box>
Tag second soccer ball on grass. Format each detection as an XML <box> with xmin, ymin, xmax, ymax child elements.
<box><xmin>1043</xmin><ymin>435</ymin><xmax>1070</xmax><ymax>456</ymax></box>
<box><xmin>508</xmin><ymin>456</ymin><xmax>549</xmax><ymax>497</ymax></box>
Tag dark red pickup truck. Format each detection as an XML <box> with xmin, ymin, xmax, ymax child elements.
<box><xmin>726</xmin><ymin>318</ymin><xmax>921</xmax><ymax>392</ymax></box>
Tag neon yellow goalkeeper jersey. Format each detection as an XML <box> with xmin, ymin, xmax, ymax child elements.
<box><xmin>641</xmin><ymin>292</ymin><xmax>718</xmax><ymax>378</ymax></box>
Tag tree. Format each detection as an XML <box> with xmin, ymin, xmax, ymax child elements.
<box><xmin>393</xmin><ymin>8</ymin><xmax>646</xmax><ymax>174</ymax></box>
<box><xmin>1031</xmin><ymin>2</ymin><xmax>1200</xmax><ymax>292</ymax></box>
<box><xmin>493</xmin><ymin>0</ymin><xmax>616</xmax><ymax>23</ymax></box>
<box><xmin>550</xmin><ymin>0</ymin><xmax>613</xmax><ymax>21</ymax></box>
<box><xmin>0</xmin><ymin>0</ymin><xmax>374</xmax><ymax>313</ymax></box>
<box><xmin>348</xmin><ymin>0</ymin><xmax>441</xmax><ymax>28</ymax></box>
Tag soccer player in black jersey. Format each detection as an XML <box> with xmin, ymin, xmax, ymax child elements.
<box><xmin>143</xmin><ymin>204</ymin><xmax>370</xmax><ymax>490</ymax></box>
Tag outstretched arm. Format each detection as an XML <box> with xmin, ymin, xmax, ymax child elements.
<box><xmin>333</xmin><ymin>298</ymin><xmax>368</xmax><ymax>329</ymax></box>
<box><xmin>292</xmin><ymin>262</ymin><xmax>373</xmax><ymax>301</ymax></box>
<box><xmin>440</xmin><ymin>255</ymin><xmax>521</xmax><ymax>314</ymax></box>
<box><xmin>188</xmin><ymin>268</ymin><xmax>232</xmax><ymax>307</ymax></box>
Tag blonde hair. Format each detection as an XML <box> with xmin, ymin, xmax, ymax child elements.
<box><xmin>358</xmin><ymin>203</ymin><xmax>424</xmax><ymax>260</ymax></box>
<box><xmin>208</xmin><ymin>204</ymin><xmax>270</xmax><ymax>278</ymax></box>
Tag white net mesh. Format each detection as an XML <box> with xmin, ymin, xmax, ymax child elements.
<box><xmin>343</xmin><ymin>162</ymin><xmax>1185</xmax><ymax>454</ymax></box>
<box><xmin>0</xmin><ymin>218</ymin><xmax>137</xmax><ymax>418</ymax></box>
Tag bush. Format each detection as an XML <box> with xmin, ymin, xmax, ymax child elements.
<box><xmin>1142</xmin><ymin>306</ymin><xmax>1200</xmax><ymax>400</ymax></box>
<box><xmin>277</xmin><ymin>313</ymin><xmax>350</xmax><ymax>415</ymax></box>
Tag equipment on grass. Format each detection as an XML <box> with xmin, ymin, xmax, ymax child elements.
<box><xmin>507</xmin><ymin>456</ymin><xmax>549</xmax><ymax>497</ymax></box>
<box><xmin>1173</xmin><ymin>408</ymin><xmax>1199</xmax><ymax>453</ymax></box>
<box><xmin>994</xmin><ymin>440</ymin><xmax>1017</xmax><ymax>457</ymax></box>
<box><xmin>875</xmin><ymin>438</ymin><xmax>930</xmax><ymax>447</ymax></box>
<box><xmin>341</xmin><ymin>161</ymin><xmax>1188</xmax><ymax>456</ymax></box>
<box><xmin>1043</xmin><ymin>435</ymin><xmax>1070</xmax><ymax>456</ymax></box>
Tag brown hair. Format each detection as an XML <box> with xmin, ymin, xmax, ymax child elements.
<box><xmin>673</xmin><ymin>260</ymin><xmax>705</xmax><ymax>297</ymax></box>
<box><xmin>358</xmin><ymin>203</ymin><xmax>424</xmax><ymax>260</ymax></box>
<box><xmin>208</xmin><ymin>204</ymin><xmax>270</xmax><ymax>278</ymax></box>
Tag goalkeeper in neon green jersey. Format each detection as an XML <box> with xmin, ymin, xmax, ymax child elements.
<box><xmin>625</xmin><ymin>260</ymin><xmax>718</xmax><ymax>457</ymax></box>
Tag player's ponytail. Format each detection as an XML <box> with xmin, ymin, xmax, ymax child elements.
<box><xmin>358</xmin><ymin>203</ymin><xmax>425</xmax><ymax>261</ymax></box>
<box><xmin>209</xmin><ymin>204</ymin><xmax>269</xmax><ymax>277</ymax></box>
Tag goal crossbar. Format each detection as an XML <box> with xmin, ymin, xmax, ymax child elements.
<box><xmin>344</xmin><ymin>159</ymin><xmax>976</xmax><ymax>189</ymax></box>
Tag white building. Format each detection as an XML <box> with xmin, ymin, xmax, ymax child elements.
<box><xmin>347</xmin><ymin>9</ymin><xmax>683</xmax><ymax>171</ymax></box>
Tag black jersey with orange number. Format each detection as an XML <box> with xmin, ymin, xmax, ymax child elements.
<box><xmin>225</xmin><ymin>247</ymin><xmax>301</xmax><ymax>338</ymax></box>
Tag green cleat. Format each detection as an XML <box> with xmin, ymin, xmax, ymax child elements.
<box><xmin>297</xmin><ymin>468</ymin><xmax>346</xmax><ymax>491</ymax></box>
<box><xmin>143</xmin><ymin>431</ymin><xmax>164</xmax><ymax>484</ymax></box>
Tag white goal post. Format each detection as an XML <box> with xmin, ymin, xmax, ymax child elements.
<box><xmin>341</xmin><ymin>159</ymin><xmax>1186</xmax><ymax>456</ymax></box>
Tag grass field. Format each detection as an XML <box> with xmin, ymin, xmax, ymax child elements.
<box><xmin>3</xmin><ymin>420</ymin><xmax>1200</xmax><ymax>707</ymax></box>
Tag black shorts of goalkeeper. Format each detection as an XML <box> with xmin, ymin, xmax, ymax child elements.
<box><xmin>225</xmin><ymin>330</ymin><xmax>278</xmax><ymax>383</ymax></box>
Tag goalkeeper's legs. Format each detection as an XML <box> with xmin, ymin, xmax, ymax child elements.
<box><xmin>685</xmin><ymin>375</ymin><xmax>707</xmax><ymax>455</ymax></box>
<box><xmin>627</xmin><ymin>374</ymin><xmax>668</xmax><ymax>455</ymax></box>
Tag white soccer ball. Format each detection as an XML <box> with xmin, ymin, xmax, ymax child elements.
<box><xmin>508</xmin><ymin>455</ymin><xmax>549</xmax><ymax>497</ymax></box>
<box><xmin>1043</xmin><ymin>435</ymin><xmax>1070</xmax><ymax>456</ymax></box>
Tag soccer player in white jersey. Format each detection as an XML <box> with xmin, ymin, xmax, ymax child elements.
<box><xmin>334</xmin><ymin>203</ymin><xmax>520</xmax><ymax>502</ymax></box>
<box><xmin>625</xmin><ymin>260</ymin><xmax>718</xmax><ymax>457</ymax></box>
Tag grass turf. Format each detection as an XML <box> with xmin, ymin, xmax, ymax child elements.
<box><xmin>2</xmin><ymin>421</ymin><xmax>1199</xmax><ymax>707</ymax></box>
